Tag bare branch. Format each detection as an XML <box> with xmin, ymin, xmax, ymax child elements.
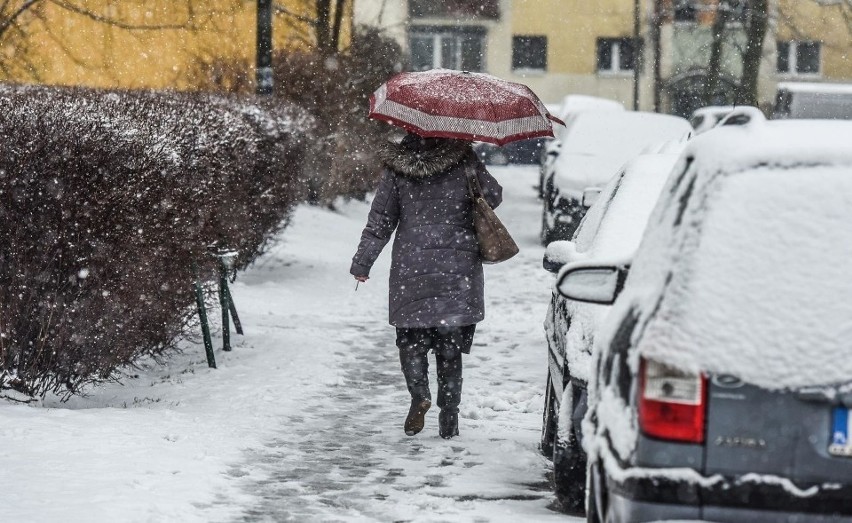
<box><xmin>274</xmin><ymin>2</ymin><xmax>317</xmax><ymax>26</ymax></box>
<box><xmin>48</xmin><ymin>0</ymin><xmax>191</xmax><ymax>31</ymax></box>
<box><xmin>0</xmin><ymin>0</ymin><xmax>41</xmax><ymax>41</ymax></box>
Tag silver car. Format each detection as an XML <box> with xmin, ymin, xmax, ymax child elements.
<box><xmin>559</xmin><ymin>115</ymin><xmax>852</xmax><ymax>522</ymax></box>
<box><xmin>540</xmin><ymin>150</ymin><xmax>683</xmax><ymax>514</ymax></box>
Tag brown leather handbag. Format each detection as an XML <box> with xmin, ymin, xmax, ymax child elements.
<box><xmin>465</xmin><ymin>164</ymin><xmax>519</xmax><ymax>264</ymax></box>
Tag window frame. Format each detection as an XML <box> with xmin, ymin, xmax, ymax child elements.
<box><xmin>596</xmin><ymin>37</ymin><xmax>636</xmax><ymax>75</ymax></box>
<box><xmin>776</xmin><ymin>40</ymin><xmax>822</xmax><ymax>77</ymax></box>
<box><xmin>408</xmin><ymin>26</ymin><xmax>486</xmax><ymax>72</ymax></box>
<box><xmin>511</xmin><ymin>35</ymin><xmax>548</xmax><ymax>73</ymax></box>
<box><xmin>672</xmin><ymin>0</ymin><xmax>698</xmax><ymax>24</ymax></box>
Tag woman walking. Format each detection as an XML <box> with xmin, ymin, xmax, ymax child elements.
<box><xmin>350</xmin><ymin>132</ymin><xmax>502</xmax><ymax>439</ymax></box>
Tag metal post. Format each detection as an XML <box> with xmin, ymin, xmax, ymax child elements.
<box><xmin>218</xmin><ymin>259</ymin><xmax>232</xmax><ymax>352</ymax></box>
<box><xmin>193</xmin><ymin>263</ymin><xmax>216</xmax><ymax>369</ymax></box>
<box><xmin>652</xmin><ymin>0</ymin><xmax>663</xmax><ymax>113</ymax></box>
<box><xmin>633</xmin><ymin>0</ymin><xmax>641</xmax><ymax>111</ymax></box>
<box><xmin>256</xmin><ymin>0</ymin><xmax>273</xmax><ymax>95</ymax></box>
<box><xmin>225</xmin><ymin>283</ymin><xmax>244</xmax><ymax>335</ymax></box>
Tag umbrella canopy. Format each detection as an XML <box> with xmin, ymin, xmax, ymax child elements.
<box><xmin>368</xmin><ymin>69</ymin><xmax>564</xmax><ymax>146</ymax></box>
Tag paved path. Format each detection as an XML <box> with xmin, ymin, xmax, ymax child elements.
<box><xmin>229</xmin><ymin>166</ymin><xmax>578</xmax><ymax>522</ymax></box>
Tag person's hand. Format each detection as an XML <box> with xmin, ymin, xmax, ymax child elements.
<box><xmin>354</xmin><ymin>275</ymin><xmax>369</xmax><ymax>283</ymax></box>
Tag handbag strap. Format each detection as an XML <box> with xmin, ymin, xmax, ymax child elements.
<box><xmin>464</xmin><ymin>161</ymin><xmax>485</xmax><ymax>202</ymax></box>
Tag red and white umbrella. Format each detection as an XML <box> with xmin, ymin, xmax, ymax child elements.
<box><xmin>368</xmin><ymin>69</ymin><xmax>564</xmax><ymax>146</ymax></box>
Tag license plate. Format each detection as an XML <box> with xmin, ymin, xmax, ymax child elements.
<box><xmin>829</xmin><ymin>407</ymin><xmax>852</xmax><ymax>457</ymax></box>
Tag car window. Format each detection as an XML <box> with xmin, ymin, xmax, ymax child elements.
<box><xmin>573</xmin><ymin>170</ymin><xmax>624</xmax><ymax>252</ymax></box>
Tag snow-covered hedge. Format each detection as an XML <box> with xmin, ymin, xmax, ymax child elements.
<box><xmin>0</xmin><ymin>85</ymin><xmax>312</xmax><ymax>397</ymax></box>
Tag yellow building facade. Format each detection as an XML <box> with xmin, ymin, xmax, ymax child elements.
<box><xmin>496</xmin><ymin>0</ymin><xmax>636</xmax><ymax>106</ymax></box>
<box><xmin>776</xmin><ymin>0</ymin><xmax>852</xmax><ymax>82</ymax></box>
<box><xmin>0</xmin><ymin>0</ymin><xmax>342</xmax><ymax>90</ymax></box>
<box><xmin>356</xmin><ymin>0</ymin><xmax>852</xmax><ymax>113</ymax></box>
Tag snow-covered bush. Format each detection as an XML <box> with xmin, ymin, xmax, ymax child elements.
<box><xmin>0</xmin><ymin>85</ymin><xmax>311</xmax><ymax>397</ymax></box>
<box><xmin>188</xmin><ymin>26</ymin><xmax>405</xmax><ymax>205</ymax></box>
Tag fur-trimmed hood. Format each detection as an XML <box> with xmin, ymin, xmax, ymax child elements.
<box><xmin>379</xmin><ymin>136</ymin><xmax>472</xmax><ymax>179</ymax></box>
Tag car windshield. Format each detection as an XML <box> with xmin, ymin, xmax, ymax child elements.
<box><xmin>574</xmin><ymin>154</ymin><xmax>678</xmax><ymax>257</ymax></box>
<box><xmin>561</xmin><ymin>112</ymin><xmax>690</xmax><ymax>156</ymax></box>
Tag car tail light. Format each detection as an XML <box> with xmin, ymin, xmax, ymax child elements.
<box><xmin>639</xmin><ymin>358</ymin><xmax>707</xmax><ymax>443</ymax></box>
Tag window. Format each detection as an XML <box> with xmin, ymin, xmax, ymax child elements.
<box><xmin>777</xmin><ymin>40</ymin><xmax>821</xmax><ymax>75</ymax></box>
<box><xmin>673</xmin><ymin>0</ymin><xmax>697</xmax><ymax>22</ymax></box>
<box><xmin>596</xmin><ymin>38</ymin><xmax>635</xmax><ymax>73</ymax></box>
<box><xmin>409</xmin><ymin>0</ymin><xmax>499</xmax><ymax>20</ymax></box>
<box><xmin>409</xmin><ymin>27</ymin><xmax>485</xmax><ymax>71</ymax></box>
<box><xmin>726</xmin><ymin>0</ymin><xmax>750</xmax><ymax>24</ymax></box>
<box><xmin>512</xmin><ymin>36</ymin><xmax>547</xmax><ymax>71</ymax></box>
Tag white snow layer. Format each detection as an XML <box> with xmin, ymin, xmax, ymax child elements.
<box><xmin>610</xmin><ymin>120</ymin><xmax>852</xmax><ymax>391</ymax></box>
<box><xmin>547</xmin><ymin>153</ymin><xmax>681</xmax><ymax>384</ymax></box>
<box><xmin>0</xmin><ymin>166</ymin><xmax>576</xmax><ymax>522</ymax></box>
<box><xmin>553</xmin><ymin>111</ymin><xmax>692</xmax><ymax>197</ymax></box>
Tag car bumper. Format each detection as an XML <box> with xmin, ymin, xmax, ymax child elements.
<box><xmin>606</xmin><ymin>469</ymin><xmax>852</xmax><ymax>522</ymax></box>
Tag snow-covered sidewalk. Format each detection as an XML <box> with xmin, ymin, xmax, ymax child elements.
<box><xmin>0</xmin><ymin>166</ymin><xmax>575</xmax><ymax>522</ymax></box>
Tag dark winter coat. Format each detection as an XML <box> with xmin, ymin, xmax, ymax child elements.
<box><xmin>350</xmin><ymin>138</ymin><xmax>503</xmax><ymax>328</ymax></box>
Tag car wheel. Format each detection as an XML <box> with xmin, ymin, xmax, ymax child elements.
<box><xmin>540</xmin><ymin>370</ymin><xmax>557</xmax><ymax>459</ymax></box>
<box><xmin>553</xmin><ymin>381</ymin><xmax>587</xmax><ymax>515</ymax></box>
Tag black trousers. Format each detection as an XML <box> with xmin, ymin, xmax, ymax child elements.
<box><xmin>396</xmin><ymin>325</ymin><xmax>475</xmax><ymax>413</ymax></box>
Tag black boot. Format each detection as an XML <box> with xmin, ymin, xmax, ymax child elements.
<box><xmin>404</xmin><ymin>397</ymin><xmax>432</xmax><ymax>436</ymax></box>
<box><xmin>435</xmin><ymin>331</ymin><xmax>465</xmax><ymax>439</ymax></box>
<box><xmin>398</xmin><ymin>329</ymin><xmax>432</xmax><ymax>436</ymax></box>
<box><xmin>437</xmin><ymin>377</ymin><xmax>462</xmax><ymax>439</ymax></box>
<box><xmin>438</xmin><ymin>409</ymin><xmax>459</xmax><ymax>439</ymax></box>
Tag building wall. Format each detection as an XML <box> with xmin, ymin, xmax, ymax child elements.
<box><xmin>355</xmin><ymin>0</ymin><xmax>852</xmax><ymax>115</ymax></box>
<box><xmin>353</xmin><ymin>0</ymin><xmax>408</xmax><ymax>48</ymax></box>
<box><xmin>776</xmin><ymin>0</ymin><xmax>852</xmax><ymax>83</ymax></box>
<box><xmin>489</xmin><ymin>0</ymin><xmax>636</xmax><ymax>105</ymax></box>
<box><xmin>1</xmin><ymin>0</ymin><xmax>340</xmax><ymax>90</ymax></box>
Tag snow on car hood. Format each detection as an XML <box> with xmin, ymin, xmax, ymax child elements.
<box><xmin>553</xmin><ymin>154</ymin><xmax>626</xmax><ymax>199</ymax></box>
<box><xmin>548</xmin><ymin>153</ymin><xmax>681</xmax><ymax>384</ymax></box>
<box><xmin>552</xmin><ymin>112</ymin><xmax>692</xmax><ymax>197</ymax></box>
<box><xmin>605</xmin><ymin>120</ymin><xmax>852</xmax><ymax>391</ymax></box>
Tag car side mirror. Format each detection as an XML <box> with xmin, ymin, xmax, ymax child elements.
<box><xmin>543</xmin><ymin>240</ymin><xmax>580</xmax><ymax>274</ymax></box>
<box><xmin>582</xmin><ymin>188</ymin><xmax>602</xmax><ymax>208</ymax></box>
<box><xmin>557</xmin><ymin>264</ymin><xmax>629</xmax><ymax>305</ymax></box>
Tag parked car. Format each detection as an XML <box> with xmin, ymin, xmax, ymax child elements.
<box><xmin>539</xmin><ymin>149</ymin><xmax>683</xmax><ymax>514</ymax></box>
<box><xmin>538</xmin><ymin>96</ymin><xmax>625</xmax><ymax>198</ymax></box>
<box><xmin>773</xmin><ymin>81</ymin><xmax>852</xmax><ymax>120</ymax></box>
<box><xmin>558</xmin><ymin>115</ymin><xmax>852</xmax><ymax>522</ymax></box>
<box><xmin>540</xmin><ymin>111</ymin><xmax>692</xmax><ymax>245</ymax></box>
<box><xmin>689</xmin><ymin>105</ymin><xmax>735</xmax><ymax>133</ymax></box>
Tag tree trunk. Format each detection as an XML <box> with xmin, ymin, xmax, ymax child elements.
<box><xmin>737</xmin><ymin>0</ymin><xmax>769</xmax><ymax>106</ymax></box>
<box><xmin>316</xmin><ymin>0</ymin><xmax>332</xmax><ymax>54</ymax></box>
<box><xmin>704</xmin><ymin>1</ymin><xmax>731</xmax><ymax>105</ymax></box>
<box><xmin>329</xmin><ymin>0</ymin><xmax>346</xmax><ymax>53</ymax></box>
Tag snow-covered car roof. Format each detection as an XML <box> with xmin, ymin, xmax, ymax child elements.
<box><xmin>689</xmin><ymin>105</ymin><xmax>736</xmax><ymax>134</ymax></box>
<box><xmin>551</xmin><ymin>96</ymin><xmax>625</xmax><ymax>142</ymax></box>
<box><xmin>577</xmin><ymin>153</ymin><xmax>683</xmax><ymax>261</ymax></box>
<box><xmin>556</xmin><ymin>95</ymin><xmax>624</xmax><ymax>122</ymax></box>
<box><xmin>776</xmin><ymin>81</ymin><xmax>852</xmax><ymax>94</ymax></box>
<box><xmin>553</xmin><ymin>112</ymin><xmax>692</xmax><ymax>196</ymax></box>
<box><xmin>604</xmin><ymin>119</ymin><xmax>852</xmax><ymax>390</ymax></box>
